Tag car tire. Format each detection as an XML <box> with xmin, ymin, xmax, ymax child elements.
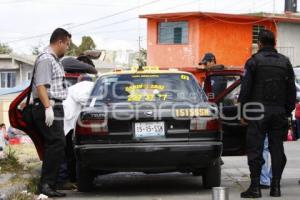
<box><xmin>76</xmin><ymin>163</ymin><xmax>94</xmax><ymax>192</ymax></box>
<box><xmin>202</xmin><ymin>161</ymin><xmax>221</xmax><ymax>189</ymax></box>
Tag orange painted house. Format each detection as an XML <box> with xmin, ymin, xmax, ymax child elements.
<box><xmin>140</xmin><ymin>12</ymin><xmax>300</xmax><ymax>69</ymax></box>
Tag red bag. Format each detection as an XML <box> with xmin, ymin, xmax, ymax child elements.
<box><xmin>287</xmin><ymin>129</ymin><xmax>294</xmax><ymax>141</ymax></box>
<box><xmin>9</xmin><ymin>138</ymin><xmax>21</xmax><ymax>145</ymax></box>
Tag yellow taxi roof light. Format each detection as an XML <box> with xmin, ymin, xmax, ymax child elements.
<box><xmin>131</xmin><ymin>66</ymin><xmax>160</xmax><ymax>71</ymax></box>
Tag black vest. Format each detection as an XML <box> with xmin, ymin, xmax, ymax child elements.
<box><xmin>250</xmin><ymin>51</ymin><xmax>289</xmax><ymax>106</ymax></box>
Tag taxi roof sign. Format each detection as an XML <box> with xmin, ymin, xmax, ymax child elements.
<box><xmin>131</xmin><ymin>66</ymin><xmax>160</xmax><ymax>71</ymax></box>
<box><xmin>106</xmin><ymin>66</ymin><xmax>193</xmax><ymax>76</ymax></box>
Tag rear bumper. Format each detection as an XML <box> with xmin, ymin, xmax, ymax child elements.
<box><xmin>75</xmin><ymin>142</ymin><xmax>222</xmax><ymax>172</ymax></box>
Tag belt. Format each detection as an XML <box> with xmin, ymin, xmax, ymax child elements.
<box><xmin>33</xmin><ymin>98</ymin><xmax>63</xmax><ymax>103</ymax></box>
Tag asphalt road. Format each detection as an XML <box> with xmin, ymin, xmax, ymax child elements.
<box><xmin>60</xmin><ymin>141</ymin><xmax>300</xmax><ymax>200</ymax></box>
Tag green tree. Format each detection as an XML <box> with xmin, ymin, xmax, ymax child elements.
<box><xmin>76</xmin><ymin>36</ymin><xmax>96</xmax><ymax>56</ymax></box>
<box><xmin>0</xmin><ymin>42</ymin><xmax>12</xmax><ymax>54</ymax></box>
<box><xmin>136</xmin><ymin>48</ymin><xmax>147</xmax><ymax>67</ymax></box>
<box><xmin>32</xmin><ymin>46</ymin><xmax>40</xmax><ymax>55</ymax></box>
<box><xmin>66</xmin><ymin>41</ymin><xmax>79</xmax><ymax>56</ymax></box>
<box><xmin>31</xmin><ymin>42</ymin><xmax>44</xmax><ymax>55</ymax></box>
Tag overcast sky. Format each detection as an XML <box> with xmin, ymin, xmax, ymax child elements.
<box><xmin>0</xmin><ymin>0</ymin><xmax>296</xmax><ymax>54</ymax></box>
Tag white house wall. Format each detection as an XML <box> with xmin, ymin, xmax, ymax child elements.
<box><xmin>20</xmin><ymin>63</ymin><xmax>33</xmax><ymax>83</ymax></box>
<box><xmin>277</xmin><ymin>22</ymin><xmax>300</xmax><ymax>66</ymax></box>
<box><xmin>0</xmin><ymin>59</ymin><xmax>16</xmax><ymax>69</ymax></box>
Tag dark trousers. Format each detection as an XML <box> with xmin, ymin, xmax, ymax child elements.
<box><xmin>246</xmin><ymin>106</ymin><xmax>288</xmax><ymax>180</ymax></box>
<box><xmin>65</xmin><ymin>130</ymin><xmax>76</xmax><ymax>182</ymax></box>
<box><xmin>32</xmin><ymin>101</ymin><xmax>66</xmax><ymax>187</ymax></box>
<box><xmin>296</xmin><ymin>118</ymin><xmax>300</xmax><ymax>139</ymax></box>
<box><xmin>58</xmin><ymin>130</ymin><xmax>76</xmax><ymax>183</ymax></box>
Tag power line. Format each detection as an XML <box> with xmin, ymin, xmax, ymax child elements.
<box><xmin>79</xmin><ymin>28</ymin><xmax>141</xmax><ymax>35</ymax></box>
<box><xmin>0</xmin><ymin>0</ymin><xmax>33</xmax><ymax>4</ymax></box>
<box><xmin>5</xmin><ymin>32</ymin><xmax>50</xmax><ymax>44</ymax></box>
<box><xmin>40</xmin><ymin>1</ymin><xmax>127</xmax><ymax>8</ymax></box>
<box><xmin>199</xmin><ymin>0</ymin><xmax>274</xmax><ymax>25</ymax></box>
<box><xmin>73</xmin><ymin>0</ymin><xmax>201</xmax><ymax>36</ymax></box>
<box><xmin>5</xmin><ymin>0</ymin><xmax>273</xmax><ymax>46</ymax></box>
<box><xmin>4</xmin><ymin>0</ymin><xmax>161</xmax><ymax>44</ymax></box>
<box><xmin>74</xmin><ymin>0</ymin><xmax>202</xmax><ymax>33</ymax></box>
<box><xmin>76</xmin><ymin>17</ymin><xmax>139</xmax><ymax>34</ymax></box>
<box><xmin>67</xmin><ymin>0</ymin><xmax>161</xmax><ymax>30</ymax></box>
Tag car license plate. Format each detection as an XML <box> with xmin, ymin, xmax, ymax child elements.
<box><xmin>134</xmin><ymin>122</ymin><xmax>165</xmax><ymax>138</ymax></box>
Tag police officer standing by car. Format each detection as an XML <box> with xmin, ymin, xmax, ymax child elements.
<box><xmin>32</xmin><ymin>28</ymin><xmax>71</xmax><ymax>197</ymax></box>
<box><xmin>238</xmin><ymin>29</ymin><xmax>296</xmax><ymax>198</ymax></box>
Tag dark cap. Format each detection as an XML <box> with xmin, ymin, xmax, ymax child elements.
<box><xmin>199</xmin><ymin>53</ymin><xmax>216</xmax><ymax>65</ymax></box>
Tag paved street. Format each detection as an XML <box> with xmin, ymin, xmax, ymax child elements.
<box><xmin>60</xmin><ymin>141</ymin><xmax>300</xmax><ymax>200</ymax></box>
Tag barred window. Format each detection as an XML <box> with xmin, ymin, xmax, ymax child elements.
<box><xmin>0</xmin><ymin>72</ymin><xmax>16</xmax><ymax>88</ymax></box>
<box><xmin>158</xmin><ymin>21</ymin><xmax>188</xmax><ymax>44</ymax></box>
<box><xmin>252</xmin><ymin>25</ymin><xmax>265</xmax><ymax>44</ymax></box>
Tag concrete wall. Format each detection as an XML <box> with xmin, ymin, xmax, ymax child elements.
<box><xmin>20</xmin><ymin>63</ymin><xmax>33</xmax><ymax>83</ymax></box>
<box><xmin>0</xmin><ymin>59</ymin><xmax>16</xmax><ymax>69</ymax></box>
<box><xmin>146</xmin><ymin>16</ymin><xmax>276</xmax><ymax>68</ymax></box>
<box><xmin>147</xmin><ymin>17</ymin><xmax>201</xmax><ymax>68</ymax></box>
<box><xmin>277</xmin><ymin>22</ymin><xmax>300</xmax><ymax>66</ymax></box>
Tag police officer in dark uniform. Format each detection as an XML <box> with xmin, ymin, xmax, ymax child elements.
<box><xmin>239</xmin><ymin>30</ymin><xmax>296</xmax><ymax>198</ymax></box>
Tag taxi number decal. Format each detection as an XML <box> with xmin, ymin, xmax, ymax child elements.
<box><xmin>131</xmin><ymin>75</ymin><xmax>160</xmax><ymax>78</ymax></box>
<box><xmin>125</xmin><ymin>84</ymin><xmax>165</xmax><ymax>92</ymax></box>
<box><xmin>128</xmin><ymin>94</ymin><xmax>168</xmax><ymax>102</ymax></box>
<box><xmin>175</xmin><ymin>108</ymin><xmax>209</xmax><ymax>117</ymax></box>
<box><xmin>180</xmin><ymin>75</ymin><xmax>190</xmax><ymax>80</ymax></box>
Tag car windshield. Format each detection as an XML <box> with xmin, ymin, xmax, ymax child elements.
<box><xmin>89</xmin><ymin>73</ymin><xmax>206</xmax><ymax>104</ymax></box>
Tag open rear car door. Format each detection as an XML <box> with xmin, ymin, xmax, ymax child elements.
<box><xmin>203</xmin><ymin>69</ymin><xmax>247</xmax><ymax>156</ymax></box>
<box><xmin>9</xmin><ymin>53</ymin><xmax>99</xmax><ymax>160</ymax></box>
<box><xmin>9</xmin><ymin>87</ymin><xmax>44</xmax><ymax>159</ymax></box>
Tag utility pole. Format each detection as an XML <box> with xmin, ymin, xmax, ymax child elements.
<box><xmin>137</xmin><ymin>35</ymin><xmax>143</xmax><ymax>69</ymax></box>
<box><xmin>138</xmin><ymin>0</ymin><xmax>142</xmax><ymax>68</ymax></box>
<box><xmin>138</xmin><ymin>35</ymin><xmax>141</xmax><ymax>52</ymax></box>
<box><xmin>273</xmin><ymin>0</ymin><xmax>275</xmax><ymax>15</ymax></box>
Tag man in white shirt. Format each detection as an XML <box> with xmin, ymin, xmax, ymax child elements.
<box><xmin>60</xmin><ymin>77</ymin><xmax>94</xmax><ymax>184</ymax></box>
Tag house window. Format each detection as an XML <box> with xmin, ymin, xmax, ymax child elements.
<box><xmin>252</xmin><ymin>25</ymin><xmax>265</xmax><ymax>44</ymax></box>
<box><xmin>27</xmin><ymin>71</ymin><xmax>32</xmax><ymax>81</ymax></box>
<box><xmin>0</xmin><ymin>72</ymin><xmax>16</xmax><ymax>88</ymax></box>
<box><xmin>158</xmin><ymin>21</ymin><xmax>188</xmax><ymax>44</ymax></box>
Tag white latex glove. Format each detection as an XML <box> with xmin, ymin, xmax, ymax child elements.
<box><xmin>45</xmin><ymin>106</ymin><xmax>54</xmax><ymax>127</ymax></box>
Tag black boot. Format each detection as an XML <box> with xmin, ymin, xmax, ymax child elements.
<box><xmin>241</xmin><ymin>178</ymin><xmax>262</xmax><ymax>198</ymax></box>
<box><xmin>270</xmin><ymin>179</ymin><xmax>281</xmax><ymax>197</ymax></box>
<box><xmin>39</xmin><ymin>183</ymin><xmax>66</xmax><ymax>197</ymax></box>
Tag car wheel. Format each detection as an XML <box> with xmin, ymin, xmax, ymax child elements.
<box><xmin>202</xmin><ymin>161</ymin><xmax>221</xmax><ymax>189</ymax></box>
<box><xmin>76</xmin><ymin>162</ymin><xmax>94</xmax><ymax>192</ymax></box>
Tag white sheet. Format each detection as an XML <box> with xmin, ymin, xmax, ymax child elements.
<box><xmin>63</xmin><ymin>81</ymin><xmax>94</xmax><ymax>135</ymax></box>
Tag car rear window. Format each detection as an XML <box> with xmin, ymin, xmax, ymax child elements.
<box><xmin>89</xmin><ymin>73</ymin><xmax>206</xmax><ymax>104</ymax></box>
